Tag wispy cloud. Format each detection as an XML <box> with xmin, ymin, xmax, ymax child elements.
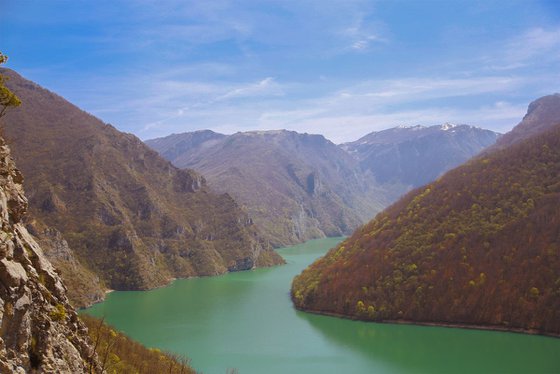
<box><xmin>506</xmin><ymin>27</ymin><xmax>560</xmax><ymax>62</ymax></box>
<box><xmin>340</xmin><ymin>13</ymin><xmax>387</xmax><ymax>52</ymax></box>
<box><xmin>218</xmin><ymin>77</ymin><xmax>283</xmax><ymax>100</ymax></box>
<box><xmin>480</xmin><ymin>26</ymin><xmax>560</xmax><ymax>71</ymax></box>
<box><xmin>126</xmin><ymin>73</ymin><xmax>535</xmax><ymax>142</ymax></box>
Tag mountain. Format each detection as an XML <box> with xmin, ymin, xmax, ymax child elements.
<box><xmin>0</xmin><ymin>136</ymin><xmax>94</xmax><ymax>372</ymax></box>
<box><xmin>1</xmin><ymin>68</ymin><xmax>283</xmax><ymax>307</ymax></box>
<box><xmin>341</xmin><ymin>124</ymin><xmax>500</xmax><ymax>188</ymax></box>
<box><xmin>147</xmin><ymin>130</ymin><xmax>389</xmax><ymax>247</ymax></box>
<box><xmin>492</xmin><ymin>93</ymin><xmax>560</xmax><ymax>148</ymax></box>
<box><xmin>292</xmin><ymin>96</ymin><xmax>560</xmax><ymax>336</ymax></box>
<box><xmin>147</xmin><ymin>125</ymin><xmax>499</xmax><ymax>247</ymax></box>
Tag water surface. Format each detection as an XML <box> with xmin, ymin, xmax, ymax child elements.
<box><xmin>83</xmin><ymin>238</ymin><xmax>560</xmax><ymax>373</ymax></box>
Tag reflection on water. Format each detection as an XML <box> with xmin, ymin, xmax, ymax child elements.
<box><xmin>297</xmin><ymin>310</ymin><xmax>560</xmax><ymax>374</ymax></box>
<box><xmin>83</xmin><ymin>237</ymin><xmax>560</xmax><ymax>374</ymax></box>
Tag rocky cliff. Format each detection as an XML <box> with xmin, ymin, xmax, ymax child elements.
<box><xmin>0</xmin><ymin>137</ymin><xmax>95</xmax><ymax>373</ymax></box>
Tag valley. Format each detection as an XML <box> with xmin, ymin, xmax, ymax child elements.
<box><xmin>1</xmin><ymin>2</ymin><xmax>559</xmax><ymax>369</ymax></box>
<box><xmin>82</xmin><ymin>238</ymin><xmax>560</xmax><ymax>374</ymax></box>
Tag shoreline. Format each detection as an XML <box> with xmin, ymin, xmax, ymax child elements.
<box><xmin>80</xmin><ymin>261</ymin><xmax>287</xmax><ymax>310</ymax></box>
<box><xmin>296</xmin><ymin>307</ymin><xmax>560</xmax><ymax>339</ymax></box>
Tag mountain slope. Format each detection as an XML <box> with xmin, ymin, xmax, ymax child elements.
<box><xmin>147</xmin><ymin>130</ymin><xmax>389</xmax><ymax>247</ymax></box>
<box><xmin>1</xmin><ymin>68</ymin><xmax>282</xmax><ymax>306</ymax></box>
<box><xmin>493</xmin><ymin>93</ymin><xmax>560</xmax><ymax>148</ymax></box>
<box><xmin>342</xmin><ymin>124</ymin><xmax>500</xmax><ymax>188</ymax></box>
<box><xmin>0</xmin><ymin>136</ymin><xmax>96</xmax><ymax>373</ymax></box>
<box><xmin>292</xmin><ymin>97</ymin><xmax>560</xmax><ymax>335</ymax></box>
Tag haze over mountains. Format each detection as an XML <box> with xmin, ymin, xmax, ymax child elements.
<box><xmin>342</xmin><ymin>124</ymin><xmax>500</xmax><ymax>188</ymax></box>
<box><xmin>148</xmin><ymin>125</ymin><xmax>499</xmax><ymax>246</ymax></box>
<box><xmin>1</xmin><ymin>68</ymin><xmax>283</xmax><ymax>307</ymax></box>
<box><xmin>148</xmin><ymin>130</ymin><xmax>388</xmax><ymax>246</ymax></box>
<box><xmin>292</xmin><ymin>94</ymin><xmax>560</xmax><ymax>336</ymax></box>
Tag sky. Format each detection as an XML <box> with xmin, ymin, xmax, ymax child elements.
<box><xmin>1</xmin><ymin>0</ymin><xmax>560</xmax><ymax>143</ymax></box>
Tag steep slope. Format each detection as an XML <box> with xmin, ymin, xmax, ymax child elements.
<box><xmin>1</xmin><ymin>68</ymin><xmax>282</xmax><ymax>306</ymax></box>
<box><xmin>493</xmin><ymin>93</ymin><xmax>560</xmax><ymax>148</ymax></box>
<box><xmin>147</xmin><ymin>130</ymin><xmax>389</xmax><ymax>247</ymax></box>
<box><xmin>342</xmin><ymin>124</ymin><xmax>500</xmax><ymax>188</ymax></box>
<box><xmin>292</xmin><ymin>98</ymin><xmax>560</xmax><ymax>335</ymax></box>
<box><xmin>0</xmin><ymin>136</ymin><xmax>95</xmax><ymax>372</ymax></box>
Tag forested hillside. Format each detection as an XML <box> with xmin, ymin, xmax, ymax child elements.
<box><xmin>292</xmin><ymin>97</ymin><xmax>560</xmax><ymax>335</ymax></box>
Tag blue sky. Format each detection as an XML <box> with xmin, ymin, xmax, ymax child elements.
<box><xmin>1</xmin><ymin>0</ymin><xmax>559</xmax><ymax>143</ymax></box>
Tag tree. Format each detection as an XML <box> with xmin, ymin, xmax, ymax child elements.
<box><xmin>0</xmin><ymin>52</ymin><xmax>21</xmax><ymax>119</ymax></box>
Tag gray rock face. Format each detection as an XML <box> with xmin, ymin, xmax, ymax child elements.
<box><xmin>0</xmin><ymin>138</ymin><xmax>95</xmax><ymax>373</ymax></box>
<box><xmin>342</xmin><ymin>124</ymin><xmax>500</xmax><ymax>188</ymax></box>
<box><xmin>147</xmin><ymin>130</ymin><xmax>389</xmax><ymax>247</ymax></box>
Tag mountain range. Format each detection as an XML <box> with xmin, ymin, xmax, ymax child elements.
<box><xmin>342</xmin><ymin>124</ymin><xmax>500</xmax><ymax>187</ymax></box>
<box><xmin>147</xmin><ymin>130</ymin><xmax>388</xmax><ymax>246</ymax></box>
<box><xmin>147</xmin><ymin>125</ymin><xmax>499</xmax><ymax>247</ymax></box>
<box><xmin>292</xmin><ymin>94</ymin><xmax>560</xmax><ymax>336</ymax></box>
<box><xmin>1</xmin><ymin>68</ymin><xmax>283</xmax><ymax>307</ymax></box>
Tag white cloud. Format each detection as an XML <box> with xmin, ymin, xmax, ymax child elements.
<box><xmin>218</xmin><ymin>77</ymin><xmax>283</xmax><ymax>100</ymax></box>
<box><xmin>481</xmin><ymin>27</ymin><xmax>560</xmax><ymax>71</ymax></box>
<box><xmin>506</xmin><ymin>27</ymin><xmax>560</xmax><ymax>62</ymax></box>
<box><xmin>340</xmin><ymin>13</ymin><xmax>387</xmax><ymax>52</ymax></box>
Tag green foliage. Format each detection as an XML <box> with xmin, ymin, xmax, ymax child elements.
<box><xmin>0</xmin><ymin>53</ymin><xmax>21</xmax><ymax>118</ymax></box>
<box><xmin>49</xmin><ymin>303</ymin><xmax>66</xmax><ymax>321</ymax></box>
<box><xmin>292</xmin><ymin>123</ymin><xmax>560</xmax><ymax>335</ymax></box>
<box><xmin>80</xmin><ymin>315</ymin><xmax>195</xmax><ymax>374</ymax></box>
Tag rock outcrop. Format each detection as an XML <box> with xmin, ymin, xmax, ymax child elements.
<box><xmin>0</xmin><ymin>137</ymin><xmax>95</xmax><ymax>373</ymax></box>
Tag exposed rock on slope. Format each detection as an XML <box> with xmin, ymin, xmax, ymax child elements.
<box><xmin>492</xmin><ymin>93</ymin><xmax>560</xmax><ymax>148</ymax></box>
<box><xmin>147</xmin><ymin>130</ymin><xmax>389</xmax><ymax>247</ymax></box>
<box><xmin>0</xmin><ymin>137</ymin><xmax>95</xmax><ymax>373</ymax></box>
<box><xmin>292</xmin><ymin>96</ymin><xmax>560</xmax><ymax>336</ymax></box>
<box><xmin>1</xmin><ymin>68</ymin><xmax>282</xmax><ymax>306</ymax></box>
<box><xmin>341</xmin><ymin>124</ymin><xmax>500</xmax><ymax>189</ymax></box>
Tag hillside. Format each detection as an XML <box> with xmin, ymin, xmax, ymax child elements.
<box><xmin>341</xmin><ymin>124</ymin><xmax>499</xmax><ymax>188</ymax></box>
<box><xmin>1</xmin><ymin>68</ymin><xmax>283</xmax><ymax>307</ymax></box>
<box><xmin>80</xmin><ymin>315</ymin><xmax>195</xmax><ymax>374</ymax></box>
<box><xmin>147</xmin><ymin>130</ymin><xmax>389</xmax><ymax>247</ymax></box>
<box><xmin>292</xmin><ymin>97</ymin><xmax>560</xmax><ymax>335</ymax></box>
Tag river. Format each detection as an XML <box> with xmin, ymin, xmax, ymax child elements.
<box><xmin>82</xmin><ymin>237</ymin><xmax>560</xmax><ymax>373</ymax></box>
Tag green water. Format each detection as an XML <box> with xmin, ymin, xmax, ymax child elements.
<box><xmin>83</xmin><ymin>237</ymin><xmax>560</xmax><ymax>374</ymax></box>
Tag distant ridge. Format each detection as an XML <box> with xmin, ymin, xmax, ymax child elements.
<box><xmin>148</xmin><ymin>124</ymin><xmax>500</xmax><ymax>247</ymax></box>
<box><xmin>341</xmin><ymin>123</ymin><xmax>500</xmax><ymax>187</ymax></box>
<box><xmin>148</xmin><ymin>129</ymin><xmax>387</xmax><ymax>247</ymax></box>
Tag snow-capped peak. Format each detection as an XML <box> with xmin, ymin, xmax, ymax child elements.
<box><xmin>441</xmin><ymin>123</ymin><xmax>457</xmax><ymax>131</ymax></box>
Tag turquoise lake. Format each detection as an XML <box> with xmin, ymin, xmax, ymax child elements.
<box><xmin>83</xmin><ymin>237</ymin><xmax>560</xmax><ymax>373</ymax></box>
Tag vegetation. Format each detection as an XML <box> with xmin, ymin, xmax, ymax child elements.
<box><xmin>81</xmin><ymin>315</ymin><xmax>196</xmax><ymax>374</ymax></box>
<box><xmin>0</xmin><ymin>53</ymin><xmax>21</xmax><ymax>118</ymax></box>
<box><xmin>292</xmin><ymin>121</ymin><xmax>560</xmax><ymax>335</ymax></box>
<box><xmin>0</xmin><ymin>68</ymin><xmax>283</xmax><ymax>307</ymax></box>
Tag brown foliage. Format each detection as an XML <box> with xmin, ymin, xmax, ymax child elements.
<box><xmin>81</xmin><ymin>315</ymin><xmax>196</xmax><ymax>374</ymax></box>
<box><xmin>293</xmin><ymin>123</ymin><xmax>560</xmax><ymax>335</ymax></box>
<box><xmin>0</xmin><ymin>68</ymin><xmax>283</xmax><ymax>306</ymax></box>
